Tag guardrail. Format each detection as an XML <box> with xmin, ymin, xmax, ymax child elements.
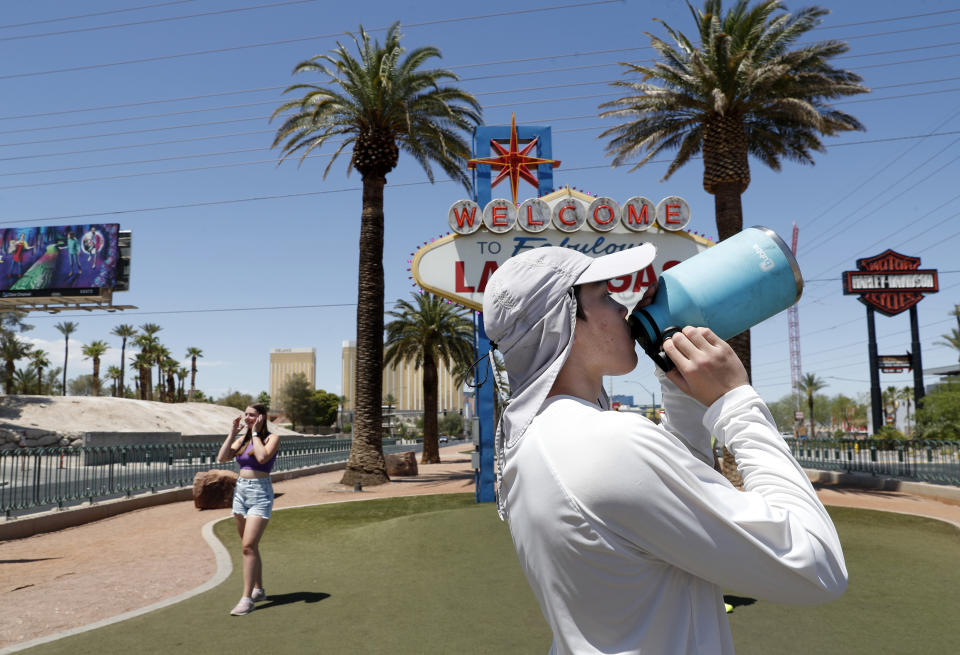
<box><xmin>784</xmin><ymin>438</ymin><xmax>960</xmax><ymax>486</ymax></box>
<box><xmin>0</xmin><ymin>437</ymin><xmax>416</xmax><ymax>518</ymax></box>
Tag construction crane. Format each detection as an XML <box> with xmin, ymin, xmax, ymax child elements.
<box><xmin>787</xmin><ymin>223</ymin><xmax>802</xmax><ymax>435</ymax></box>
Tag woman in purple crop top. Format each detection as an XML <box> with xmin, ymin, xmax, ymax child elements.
<box><xmin>216</xmin><ymin>403</ymin><xmax>279</xmax><ymax>616</ymax></box>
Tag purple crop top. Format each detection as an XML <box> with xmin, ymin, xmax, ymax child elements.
<box><xmin>235</xmin><ymin>435</ymin><xmax>276</xmax><ymax>473</ymax></box>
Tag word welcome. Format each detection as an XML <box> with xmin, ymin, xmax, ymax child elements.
<box><xmin>448</xmin><ymin>195</ymin><xmax>690</xmax><ymax>236</ymax></box>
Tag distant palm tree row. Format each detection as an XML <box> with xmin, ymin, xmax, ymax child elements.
<box><xmin>0</xmin><ymin>320</ymin><xmax>203</xmax><ymax>401</ymax></box>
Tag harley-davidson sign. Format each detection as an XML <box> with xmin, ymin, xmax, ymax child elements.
<box><xmin>842</xmin><ymin>250</ymin><xmax>938</xmax><ymax>316</ymax></box>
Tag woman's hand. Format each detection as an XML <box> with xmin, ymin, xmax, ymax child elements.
<box><xmin>231</xmin><ymin>415</ymin><xmax>242</xmax><ymax>436</ymax></box>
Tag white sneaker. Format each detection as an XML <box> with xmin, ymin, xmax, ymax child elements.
<box><xmin>251</xmin><ymin>588</ymin><xmax>267</xmax><ymax>602</ymax></box>
<box><xmin>230</xmin><ymin>597</ymin><xmax>255</xmax><ymax>616</ymax></box>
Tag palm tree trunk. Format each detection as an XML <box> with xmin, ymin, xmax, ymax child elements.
<box><xmin>140</xmin><ymin>367</ymin><xmax>149</xmax><ymax>400</ymax></box>
<box><xmin>93</xmin><ymin>359</ymin><xmax>101</xmax><ymax>396</ymax></box>
<box><xmin>340</xmin><ymin>175</ymin><xmax>389</xmax><ymax>486</ymax></box>
<box><xmin>62</xmin><ymin>339</ymin><xmax>69</xmax><ymax>396</ymax></box>
<box><xmin>189</xmin><ymin>356</ymin><xmax>197</xmax><ymax>400</ymax></box>
<box><xmin>421</xmin><ymin>350</ymin><xmax>440</xmax><ymax>464</ymax></box>
<box><xmin>36</xmin><ymin>367</ymin><xmax>43</xmax><ymax>395</ymax></box>
<box><xmin>714</xmin><ymin>180</ymin><xmax>747</xmax><ymax>486</ymax></box>
<box><xmin>808</xmin><ymin>396</ymin><xmax>816</xmax><ymax>439</ymax></box>
<box><xmin>119</xmin><ymin>339</ymin><xmax>126</xmax><ymax>397</ymax></box>
<box><xmin>4</xmin><ymin>362</ymin><xmax>13</xmax><ymax>395</ymax></box>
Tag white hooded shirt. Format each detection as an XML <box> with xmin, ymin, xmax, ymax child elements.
<box><xmin>501</xmin><ymin>374</ymin><xmax>848</xmax><ymax>655</ymax></box>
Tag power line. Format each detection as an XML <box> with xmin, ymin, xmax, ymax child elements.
<box><xmin>5</xmin><ymin>126</ymin><xmax>960</xmax><ymax>189</ymax></box>
<box><xmin>0</xmin><ymin>94</ymin><xmax>627</xmax><ymax>178</ymax></box>
<box><xmin>0</xmin><ymin>0</ymin><xmax>197</xmax><ymax>30</ymax></box>
<box><xmin>0</xmin><ymin>1</ymin><xmax>322</xmax><ymax>42</ymax></box>
<box><xmin>821</xmin><ymin>8</ymin><xmax>960</xmax><ymax>29</ymax></box>
<box><xmin>0</xmin><ymin>34</ymin><xmax>955</xmax><ymax>133</ymax></box>
<box><xmin>4</xmin><ymin>67</ymin><xmax>959</xmax><ymax>152</ymax></box>
<box><xmin>857</xmin><ymin>51</ymin><xmax>960</xmax><ymax>70</ymax></box>
<box><xmin>0</xmin><ymin>179</ymin><xmax>439</xmax><ymax>226</ymax></box>
<box><xmin>0</xmin><ymin>78</ymin><xmax>618</xmax><ymax>125</ymax></box>
<box><xmin>3</xmin><ymin>121</ymin><xmax>960</xmax><ymax>214</ymax></box>
<box><xmin>796</xmin><ymin>97</ymin><xmax>960</xmax><ymax>256</ymax></box>
<box><xmin>836</xmin><ymin>40</ymin><xmax>960</xmax><ymax>60</ymax></box>
<box><xmin>0</xmin><ymin>0</ymin><xmax>622</xmax><ymax>81</ymax></box>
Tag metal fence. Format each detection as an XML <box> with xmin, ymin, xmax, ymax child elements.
<box><xmin>785</xmin><ymin>438</ymin><xmax>960</xmax><ymax>486</ymax></box>
<box><xmin>0</xmin><ymin>437</ymin><xmax>419</xmax><ymax>518</ymax></box>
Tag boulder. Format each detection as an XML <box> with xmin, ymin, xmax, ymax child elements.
<box><xmin>193</xmin><ymin>469</ymin><xmax>238</xmax><ymax>509</ymax></box>
<box><xmin>385</xmin><ymin>451</ymin><xmax>418</xmax><ymax>477</ymax></box>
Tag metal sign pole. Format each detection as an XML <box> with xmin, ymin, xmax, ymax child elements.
<box><xmin>909</xmin><ymin>305</ymin><xmax>925</xmax><ymax>406</ymax></box>
<box><xmin>474</xmin><ymin>317</ymin><xmax>495</xmax><ymax>503</ymax></box>
<box><xmin>866</xmin><ymin>306</ymin><xmax>883</xmax><ymax>434</ymax></box>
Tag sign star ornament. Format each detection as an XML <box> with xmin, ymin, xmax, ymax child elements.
<box><xmin>467</xmin><ymin>113</ymin><xmax>561</xmax><ymax>206</ymax></box>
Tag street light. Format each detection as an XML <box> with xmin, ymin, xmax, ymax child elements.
<box><xmin>618</xmin><ymin>379</ymin><xmax>658</xmax><ymax>420</ymax></box>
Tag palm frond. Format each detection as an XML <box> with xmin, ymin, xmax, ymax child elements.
<box><xmin>600</xmin><ymin>0</ymin><xmax>867</xmax><ymax>184</ymax></box>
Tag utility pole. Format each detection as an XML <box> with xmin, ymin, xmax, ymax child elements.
<box><xmin>787</xmin><ymin>223</ymin><xmax>803</xmax><ymax>436</ymax></box>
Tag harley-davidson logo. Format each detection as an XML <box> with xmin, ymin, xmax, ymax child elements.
<box><xmin>842</xmin><ymin>250</ymin><xmax>938</xmax><ymax>316</ymax></box>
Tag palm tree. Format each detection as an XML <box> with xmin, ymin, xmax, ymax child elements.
<box><xmin>383</xmin><ymin>293</ymin><xmax>474</xmax><ymax>464</ymax></box>
<box><xmin>54</xmin><ymin>321</ymin><xmax>78</xmax><ymax>396</ymax></box>
<box><xmin>111</xmin><ymin>324</ymin><xmax>137</xmax><ymax>397</ymax></box>
<box><xmin>106</xmin><ymin>365</ymin><xmax>123</xmax><ymax>397</ymax></box>
<box><xmin>153</xmin><ymin>344</ymin><xmax>170</xmax><ymax>400</ymax></box>
<box><xmin>898</xmin><ymin>386</ymin><xmax>913</xmax><ymax>438</ymax></box>
<box><xmin>881</xmin><ymin>385</ymin><xmax>901</xmax><ymax>431</ymax></box>
<box><xmin>272</xmin><ymin>22</ymin><xmax>481</xmax><ymax>486</ymax></box>
<box><xmin>176</xmin><ymin>366</ymin><xmax>189</xmax><ymax>402</ymax></box>
<box><xmin>599</xmin><ymin>0</ymin><xmax>867</xmax><ymax>375</ymax></box>
<box><xmin>130</xmin><ymin>347</ymin><xmax>154</xmax><ymax>400</ymax></box>
<box><xmin>163</xmin><ymin>355</ymin><xmax>178</xmax><ymax>403</ymax></box>
<box><xmin>383</xmin><ymin>393</ymin><xmax>396</xmax><ymax>439</ymax></box>
<box><xmin>138</xmin><ymin>323</ymin><xmax>163</xmax><ymax>396</ymax></box>
<box><xmin>0</xmin><ymin>334</ymin><xmax>33</xmax><ymax>394</ymax></box>
<box><xmin>185</xmin><ymin>347</ymin><xmax>203</xmax><ymax>400</ymax></box>
<box><xmin>31</xmin><ymin>349</ymin><xmax>50</xmax><ymax>395</ymax></box>
<box><xmin>12</xmin><ymin>368</ymin><xmax>37</xmax><ymax>394</ymax></box>
<box><xmin>935</xmin><ymin>311</ymin><xmax>960</xmax><ymax>362</ymax></box>
<box><xmin>337</xmin><ymin>394</ymin><xmax>348</xmax><ymax>433</ymax></box>
<box><xmin>81</xmin><ymin>340</ymin><xmax>110</xmax><ymax>396</ymax></box>
<box><xmin>798</xmin><ymin>373</ymin><xmax>827</xmax><ymax>438</ymax></box>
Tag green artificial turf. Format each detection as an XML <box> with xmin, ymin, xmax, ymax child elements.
<box><xmin>23</xmin><ymin>494</ymin><xmax>550</xmax><ymax>655</ymax></box>
<box><xmin>20</xmin><ymin>499</ymin><xmax>960</xmax><ymax>654</ymax></box>
<box><xmin>727</xmin><ymin>506</ymin><xmax>960</xmax><ymax>654</ymax></box>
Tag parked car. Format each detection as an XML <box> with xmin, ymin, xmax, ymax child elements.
<box><xmin>439</xmin><ymin>435</ymin><xmax>449</xmax><ymax>443</ymax></box>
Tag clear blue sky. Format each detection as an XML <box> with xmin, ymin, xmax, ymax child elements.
<box><xmin>2</xmin><ymin>0</ymin><xmax>958</xmax><ymax>410</ymax></box>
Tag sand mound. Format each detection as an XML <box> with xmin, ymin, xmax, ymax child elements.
<box><xmin>0</xmin><ymin>395</ymin><xmax>298</xmax><ymax>436</ymax></box>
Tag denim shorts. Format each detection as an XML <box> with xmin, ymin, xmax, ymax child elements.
<box><xmin>232</xmin><ymin>476</ymin><xmax>274</xmax><ymax>520</ymax></box>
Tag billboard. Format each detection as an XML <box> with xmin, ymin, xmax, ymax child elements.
<box><xmin>0</xmin><ymin>224</ymin><xmax>121</xmax><ymax>300</ymax></box>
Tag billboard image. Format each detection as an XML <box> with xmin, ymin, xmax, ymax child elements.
<box><xmin>0</xmin><ymin>224</ymin><xmax>121</xmax><ymax>299</ymax></box>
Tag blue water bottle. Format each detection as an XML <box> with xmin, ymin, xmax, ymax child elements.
<box><xmin>629</xmin><ymin>226</ymin><xmax>803</xmax><ymax>371</ymax></box>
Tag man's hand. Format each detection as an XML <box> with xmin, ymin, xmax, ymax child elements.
<box><xmin>663</xmin><ymin>326</ymin><xmax>749</xmax><ymax>406</ymax></box>
<box><xmin>630</xmin><ymin>278</ymin><xmax>659</xmax><ymax>315</ymax></box>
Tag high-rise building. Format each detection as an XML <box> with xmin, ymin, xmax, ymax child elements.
<box><xmin>269</xmin><ymin>348</ymin><xmax>316</xmax><ymax>411</ymax></box>
<box><xmin>340</xmin><ymin>340</ymin><xmax>464</xmax><ymax>413</ymax></box>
